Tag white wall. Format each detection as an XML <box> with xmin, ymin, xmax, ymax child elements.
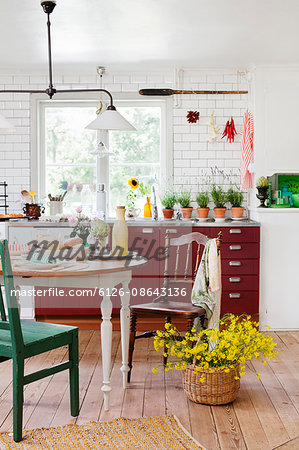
<box><xmin>251</xmin><ymin>65</ymin><xmax>299</xmax><ymax>329</ymax></box>
<box><xmin>0</xmin><ymin>69</ymin><xmax>248</xmax><ymax>212</ymax></box>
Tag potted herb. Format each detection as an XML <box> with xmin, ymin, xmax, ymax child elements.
<box><xmin>196</xmin><ymin>191</ymin><xmax>210</xmax><ymax>221</ymax></box>
<box><xmin>211</xmin><ymin>185</ymin><xmax>227</xmax><ymax>220</ymax></box>
<box><xmin>160</xmin><ymin>191</ymin><xmax>177</xmax><ymax>220</ymax></box>
<box><xmin>256</xmin><ymin>176</ymin><xmax>269</xmax><ymax>208</ymax></box>
<box><xmin>177</xmin><ymin>191</ymin><xmax>193</xmax><ymax>219</ymax></box>
<box><xmin>227</xmin><ymin>187</ymin><xmax>245</xmax><ymax>219</ymax></box>
<box><xmin>152</xmin><ymin>314</ymin><xmax>278</xmax><ymax>405</ymax></box>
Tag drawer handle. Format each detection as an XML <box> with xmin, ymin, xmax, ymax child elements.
<box><xmin>166</xmin><ymin>229</ymin><xmax>178</xmax><ymax>234</ymax></box>
<box><xmin>229</xmin><ymin>245</ymin><xmax>242</xmax><ymax>250</ymax></box>
<box><xmin>229</xmin><ymin>229</ymin><xmax>242</xmax><ymax>234</ymax></box>
<box><xmin>229</xmin><ymin>277</ymin><xmax>241</xmax><ymax>283</ymax></box>
<box><xmin>229</xmin><ymin>261</ymin><xmax>241</xmax><ymax>266</ymax></box>
<box><xmin>142</xmin><ymin>228</ymin><xmax>154</xmax><ymax>234</ymax></box>
<box><xmin>229</xmin><ymin>293</ymin><xmax>241</xmax><ymax>299</ymax></box>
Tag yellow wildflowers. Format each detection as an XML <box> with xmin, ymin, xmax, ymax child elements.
<box><xmin>151</xmin><ymin>314</ymin><xmax>278</xmax><ymax>382</ymax></box>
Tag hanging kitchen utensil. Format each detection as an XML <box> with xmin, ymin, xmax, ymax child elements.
<box><xmin>208</xmin><ymin>111</ymin><xmax>220</xmax><ymax>143</ymax></box>
<box><xmin>221</xmin><ymin>118</ymin><xmax>237</xmax><ymax>143</ymax></box>
<box><xmin>186</xmin><ymin>111</ymin><xmax>200</xmax><ymax>123</ymax></box>
<box><xmin>139</xmin><ymin>88</ymin><xmax>248</xmax><ymax>96</ymax></box>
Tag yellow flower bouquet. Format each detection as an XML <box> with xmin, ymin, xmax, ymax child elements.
<box><xmin>153</xmin><ymin>314</ymin><xmax>278</xmax><ymax>405</ymax></box>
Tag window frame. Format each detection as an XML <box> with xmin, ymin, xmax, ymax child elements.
<box><xmin>31</xmin><ymin>92</ymin><xmax>173</xmax><ymax>214</ymax></box>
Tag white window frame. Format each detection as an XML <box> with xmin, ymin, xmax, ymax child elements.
<box><xmin>31</xmin><ymin>92</ymin><xmax>173</xmax><ymax>213</ymax></box>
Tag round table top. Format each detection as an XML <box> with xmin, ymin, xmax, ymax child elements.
<box><xmin>7</xmin><ymin>257</ymin><xmax>148</xmax><ymax>278</ymax></box>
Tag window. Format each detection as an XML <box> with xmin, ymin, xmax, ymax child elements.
<box><xmin>37</xmin><ymin>97</ymin><xmax>170</xmax><ymax>216</ymax></box>
<box><xmin>43</xmin><ymin>104</ymin><xmax>97</xmax><ymax>214</ymax></box>
<box><xmin>109</xmin><ymin>105</ymin><xmax>161</xmax><ymax>214</ymax></box>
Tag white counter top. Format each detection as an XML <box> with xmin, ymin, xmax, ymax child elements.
<box><xmin>8</xmin><ymin>218</ymin><xmax>260</xmax><ymax>228</ymax></box>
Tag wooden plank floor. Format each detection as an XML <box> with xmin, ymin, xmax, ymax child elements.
<box><xmin>0</xmin><ymin>331</ymin><xmax>298</xmax><ymax>449</ymax></box>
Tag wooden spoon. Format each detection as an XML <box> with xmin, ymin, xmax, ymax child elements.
<box><xmin>29</xmin><ymin>190</ymin><xmax>36</xmax><ymax>204</ymax></box>
<box><xmin>21</xmin><ymin>190</ymin><xmax>32</xmax><ymax>203</ymax></box>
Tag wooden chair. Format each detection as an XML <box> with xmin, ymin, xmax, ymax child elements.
<box><xmin>0</xmin><ymin>239</ymin><xmax>79</xmax><ymax>442</ymax></box>
<box><xmin>128</xmin><ymin>231</ymin><xmax>222</xmax><ymax>382</ymax></box>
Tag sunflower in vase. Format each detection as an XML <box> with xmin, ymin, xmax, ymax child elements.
<box><xmin>126</xmin><ymin>177</ymin><xmax>151</xmax><ymax>219</ymax></box>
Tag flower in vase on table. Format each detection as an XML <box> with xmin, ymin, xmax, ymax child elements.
<box><xmin>89</xmin><ymin>218</ymin><xmax>110</xmax><ymax>250</ymax></box>
<box><xmin>69</xmin><ymin>208</ymin><xmax>91</xmax><ymax>244</ymax></box>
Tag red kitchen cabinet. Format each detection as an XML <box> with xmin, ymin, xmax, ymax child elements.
<box><xmin>210</xmin><ymin>226</ymin><xmax>260</xmax><ymax>316</ymax></box>
<box><xmin>35</xmin><ymin>224</ymin><xmax>260</xmax><ymax>317</ymax></box>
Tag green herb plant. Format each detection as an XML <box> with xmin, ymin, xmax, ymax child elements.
<box><xmin>211</xmin><ymin>185</ymin><xmax>227</xmax><ymax>208</ymax></box>
<box><xmin>196</xmin><ymin>191</ymin><xmax>210</xmax><ymax>209</ymax></box>
<box><xmin>177</xmin><ymin>191</ymin><xmax>192</xmax><ymax>208</ymax></box>
<box><xmin>160</xmin><ymin>191</ymin><xmax>177</xmax><ymax>209</ymax></box>
<box><xmin>227</xmin><ymin>187</ymin><xmax>244</xmax><ymax>207</ymax></box>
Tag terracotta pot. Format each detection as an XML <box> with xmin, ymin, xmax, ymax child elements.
<box><xmin>197</xmin><ymin>207</ymin><xmax>209</xmax><ymax>220</ymax></box>
<box><xmin>231</xmin><ymin>207</ymin><xmax>244</xmax><ymax>219</ymax></box>
<box><xmin>181</xmin><ymin>207</ymin><xmax>193</xmax><ymax>219</ymax></box>
<box><xmin>162</xmin><ymin>208</ymin><xmax>174</xmax><ymax>220</ymax></box>
<box><xmin>213</xmin><ymin>207</ymin><xmax>226</xmax><ymax>219</ymax></box>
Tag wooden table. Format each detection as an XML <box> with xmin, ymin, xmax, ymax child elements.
<box><xmin>1</xmin><ymin>258</ymin><xmax>147</xmax><ymax>410</ymax></box>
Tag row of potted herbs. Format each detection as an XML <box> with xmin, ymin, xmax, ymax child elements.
<box><xmin>160</xmin><ymin>185</ymin><xmax>244</xmax><ymax>221</ymax></box>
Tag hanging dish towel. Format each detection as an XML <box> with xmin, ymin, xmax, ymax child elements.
<box><xmin>191</xmin><ymin>238</ymin><xmax>221</xmax><ymax>330</ymax></box>
<box><xmin>241</xmin><ymin>109</ymin><xmax>254</xmax><ymax>190</ymax></box>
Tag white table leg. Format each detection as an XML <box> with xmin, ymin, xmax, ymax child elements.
<box><xmin>100</xmin><ymin>290</ymin><xmax>113</xmax><ymax>411</ymax></box>
<box><xmin>120</xmin><ymin>275</ymin><xmax>131</xmax><ymax>388</ymax></box>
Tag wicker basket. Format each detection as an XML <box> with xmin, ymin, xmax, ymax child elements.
<box><xmin>182</xmin><ymin>364</ymin><xmax>240</xmax><ymax>405</ymax></box>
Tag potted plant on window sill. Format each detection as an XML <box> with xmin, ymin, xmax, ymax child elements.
<box><xmin>211</xmin><ymin>185</ymin><xmax>227</xmax><ymax>221</ymax></box>
<box><xmin>178</xmin><ymin>191</ymin><xmax>193</xmax><ymax>219</ymax></box>
<box><xmin>160</xmin><ymin>191</ymin><xmax>177</xmax><ymax>220</ymax></box>
<box><xmin>227</xmin><ymin>187</ymin><xmax>245</xmax><ymax>219</ymax></box>
<box><xmin>196</xmin><ymin>191</ymin><xmax>210</xmax><ymax>221</ymax></box>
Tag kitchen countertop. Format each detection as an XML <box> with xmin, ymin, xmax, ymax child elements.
<box><xmin>8</xmin><ymin>218</ymin><xmax>260</xmax><ymax>227</ymax></box>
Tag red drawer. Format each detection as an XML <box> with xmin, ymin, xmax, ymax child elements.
<box><xmin>128</xmin><ymin>226</ymin><xmax>161</xmax><ymax>277</ymax></box>
<box><xmin>222</xmin><ymin>275</ymin><xmax>259</xmax><ymax>291</ymax></box>
<box><xmin>211</xmin><ymin>227</ymin><xmax>260</xmax><ymax>243</ymax></box>
<box><xmin>221</xmin><ymin>258</ymin><xmax>259</xmax><ymax>275</ymax></box>
<box><xmin>221</xmin><ymin>291</ymin><xmax>259</xmax><ymax>315</ymax></box>
<box><xmin>221</xmin><ymin>242</ymin><xmax>259</xmax><ymax>259</ymax></box>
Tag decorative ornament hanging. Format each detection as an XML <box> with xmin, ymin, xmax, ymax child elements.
<box><xmin>186</xmin><ymin>111</ymin><xmax>200</xmax><ymax>123</ymax></box>
<box><xmin>207</xmin><ymin>110</ymin><xmax>220</xmax><ymax>143</ymax></box>
<box><xmin>221</xmin><ymin>117</ymin><xmax>237</xmax><ymax>143</ymax></box>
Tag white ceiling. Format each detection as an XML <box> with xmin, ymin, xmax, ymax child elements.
<box><xmin>0</xmin><ymin>0</ymin><xmax>298</xmax><ymax>73</ymax></box>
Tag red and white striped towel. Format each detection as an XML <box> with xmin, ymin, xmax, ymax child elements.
<box><xmin>241</xmin><ymin>109</ymin><xmax>254</xmax><ymax>190</ymax></box>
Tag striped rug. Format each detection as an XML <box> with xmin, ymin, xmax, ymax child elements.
<box><xmin>0</xmin><ymin>415</ymin><xmax>204</xmax><ymax>449</ymax></box>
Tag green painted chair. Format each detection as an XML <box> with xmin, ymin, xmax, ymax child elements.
<box><xmin>0</xmin><ymin>239</ymin><xmax>79</xmax><ymax>442</ymax></box>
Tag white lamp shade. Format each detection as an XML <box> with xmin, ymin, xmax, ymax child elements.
<box><xmin>0</xmin><ymin>113</ymin><xmax>15</xmax><ymax>130</ymax></box>
<box><xmin>85</xmin><ymin>109</ymin><xmax>136</xmax><ymax>131</ymax></box>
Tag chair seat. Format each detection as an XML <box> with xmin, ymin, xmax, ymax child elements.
<box><xmin>0</xmin><ymin>320</ymin><xmax>77</xmax><ymax>358</ymax></box>
<box><xmin>130</xmin><ymin>301</ymin><xmax>205</xmax><ymax>317</ymax></box>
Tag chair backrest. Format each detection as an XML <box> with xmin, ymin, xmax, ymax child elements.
<box><xmin>162</xmin><ymin>231</ymin><xmax>222</xmax><ymax>291</ymax></box>
<box><xmin>0</xmin><ymin>240</ymin><xmax>24</xmax><ymax>350</ymax></box>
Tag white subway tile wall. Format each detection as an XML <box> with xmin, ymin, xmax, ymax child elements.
<box><xmin>0</xmin><ymin>70</ymin><xmax>248</xmax><ymax>211</ymax></box>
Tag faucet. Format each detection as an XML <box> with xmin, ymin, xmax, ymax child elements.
<box><xmin>152</xmin><ymin>185</ymin><xmax>158</xmax><ymax>220</ymax></box>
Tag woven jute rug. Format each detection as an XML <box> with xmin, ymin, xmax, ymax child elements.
<box><xmin>0</xmin><ymin>415</ymin><xmax>204</xmax><ymax>449</ymax></box>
